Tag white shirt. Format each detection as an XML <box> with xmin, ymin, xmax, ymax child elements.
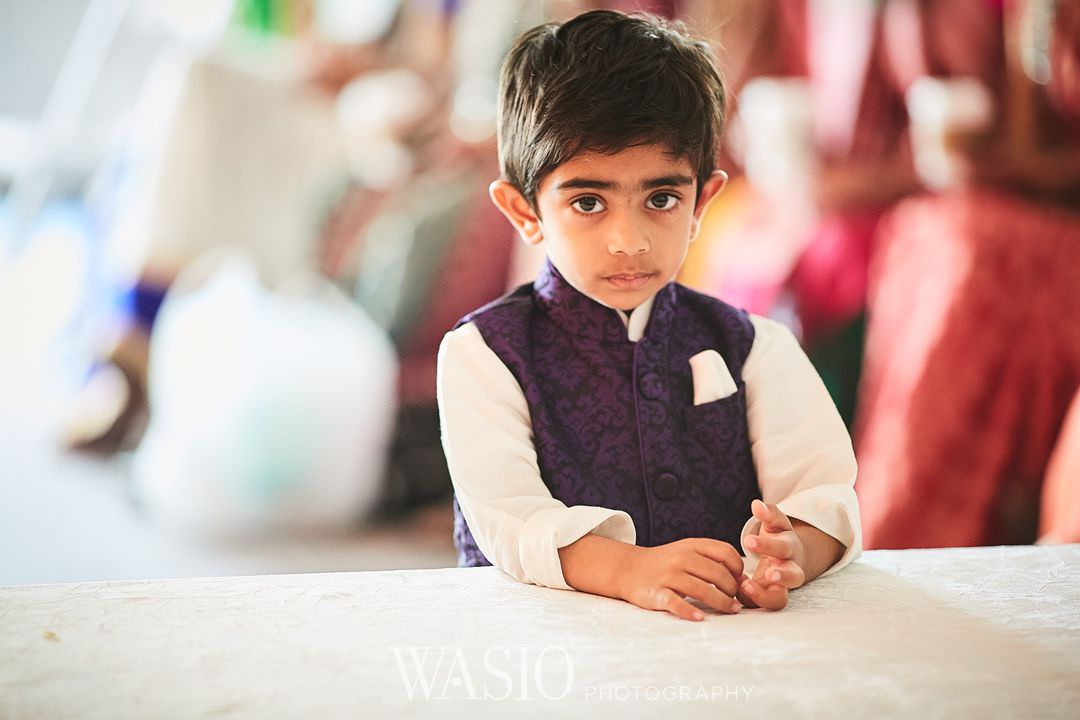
<box><xmin>437</xmin><ymin>296</ymin><xmax>862</xmax><ymax>591</ymax></box>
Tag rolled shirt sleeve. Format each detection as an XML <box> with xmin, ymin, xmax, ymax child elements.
<box><xmin>739</xmin><ymin>315</ymin><xmax>863</xmax><ymax>577</ymax></box>
<box><xmin>437</xmin><ymin>322</ymin><xmax>636</xmax><ymax>590</ymax></box>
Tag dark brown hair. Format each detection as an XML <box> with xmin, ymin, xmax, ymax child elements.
<box><xmin>497</xmin><ymin>9</ymin><xmax>726</xmax><ymax>207</ymax></box>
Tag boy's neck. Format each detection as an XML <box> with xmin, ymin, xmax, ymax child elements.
<box><xmin>610</xmin><ymin>296</ymin><xmax>655</xmax><ymax>342</ymax></box>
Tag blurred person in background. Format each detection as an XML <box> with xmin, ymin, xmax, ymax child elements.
<box><xmin>64</xmin><ymin>0</ymin><xmax>381</xmax><ymax>456</ymax></box>
<box><xmin>57</xmin><ymin>0</ymin><xmax>407</xmax><ymax>534</ymax></box>
<box><xmin>64</xmin><ymin>0</ymin><xmax>537</xmax><ymax>526</ymax></box>
<box><xmin>54</xmin><ymin>0</ymin><xmax>404</xmax><ymax>524</ymax></box>
<box><xmin>679</xmin><ymin>0</ymin><xmax>1080</xmax><ymax>548</ymax></box>
<box><xmin>854</xmin><ymin>0</ymin><xmax>1080</xmax><ymax>549</ymax></box>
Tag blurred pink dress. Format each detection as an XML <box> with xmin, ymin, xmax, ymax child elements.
<box><xmin>856</xmin><ymin>190</ymin><xmax>1080</xmax><ymax>547</ymax></box>
<box><xmin>855</xmin><ymin>0</ymin><xmax>1080</xmax><ymax>548</ymax></box>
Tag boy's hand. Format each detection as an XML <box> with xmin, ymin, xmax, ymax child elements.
<box><xmin>737</xmin><ymin>499</ymin><xmax>807</xmax><ymax>611</ymax></box>
<box><xmin>620</xmin><ymin>538</ymin><xmax>745</xmax><ymax>622</ymax></box>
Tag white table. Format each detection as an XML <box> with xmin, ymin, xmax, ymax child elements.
<box><xmin>2</xmin><ymin>545</ymin><xmax>1078</xmax><ymax>719</ymax></box>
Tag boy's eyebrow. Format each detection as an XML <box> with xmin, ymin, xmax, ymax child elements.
<box><xmin>641</xmin><ymin>174</ymin><xmax>694</xmax><ymax>190</ymax></box>
<box><xmin>555</xmin><ymin>178</ymin><xmax>618</xmax><ymax>191</ymax></box>
<box><xmin>555</xmin><ymin>174</ymin><xmax>695</xmax><ymax>192</ymax></box>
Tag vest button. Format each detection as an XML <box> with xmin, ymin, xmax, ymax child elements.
<box><xmin>639</xmin><ymin>372</ymin><xmax>663</xmax><ymax>400</ymax></box>
<box><xmin>654</xmin><ymin>473</ymin><xmax>680</xmax><ymax>500</ymax></box>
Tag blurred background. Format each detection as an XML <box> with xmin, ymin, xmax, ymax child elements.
<box><xmin>1</xmin><ymin>0</ymin><xmax>1078</xmax><ymax>585</ymax></box>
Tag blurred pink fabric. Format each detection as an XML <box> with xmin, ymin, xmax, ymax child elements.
<box><xmin>853</xmin><ymin>0</ymin><xmax>1080</xmax><ymax>548</ymax></box>
<box><xmin>855</xmin><ymin>190</ymin><xmax>1080</xmax><ymax>548</ymax></box>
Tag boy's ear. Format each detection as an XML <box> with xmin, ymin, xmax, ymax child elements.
<box><xmin>489</xmin><ymin>179</ymin><xmax>543</xmax><ymax>245</ymax></box>
<box><xmin>693</xmin><ymin>170</ymin><xmax>729</xmax><ymax>223</ymax></box>
<box><xmin>689</xmin><ymin>170</ymin><xmax>728</xmax><ymax>242</ymax></box>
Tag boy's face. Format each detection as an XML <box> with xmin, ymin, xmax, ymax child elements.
<box><xmin>490</xmin><ymin>144</ymin><xmax>726</xmax><ymax>311</ymax></box>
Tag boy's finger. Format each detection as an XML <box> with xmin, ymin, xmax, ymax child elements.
<box><xmin>691</xmin><ymin>540</ymin><xmax>745</xmax><ymax>578</ymax></box>
<box><xmin>740</xmin><ymin>577</ymin><xmax>789</xmax><ymax>612</ymax></box>
<box><xmin>752</xmin><ymin>499</ymin><xmax>792</xmax><ymax>533</ymax></box>
<box><xmin>655</xmin><ymin>588</ymin><xmax>708</xmax><ymax>622</ymax></box>
<box><xmin>735</xmin><ymin>577</ymin><xmax>759</xmax><ymax>609</ymax></box>
<box><xmin>744</xmin><ymin>531</ymin><xmax>796</xmax><ymax>560</ymax></box>
<box><xmin>686</xmin><ymin>555</ymin><xmax>740</xmax><ymax>597</ymax></box>
<box><xmin>760</xmin><ymin>559</ymin><xmax>806</xmax><ymax>589</ymax></box>
<box><xmin>673</xmin><ymin>576</ymin><xmax>741</xmax><ymax>615</ymax></box>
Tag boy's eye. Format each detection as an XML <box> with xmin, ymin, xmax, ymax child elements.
<box><xmin>646</xmin><ymin>192</ymin><xmax>681</xmax><ymax>211</ymax></box>
<box><xmin>571</xmin><ymin>196</ymin><xmax>605</xmax><ymax>214</ymax></box>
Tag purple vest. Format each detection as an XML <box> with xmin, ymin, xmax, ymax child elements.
<box><xmin>452</xmin><ymin>260</ymin><xmax>761</xmax><ymax>567</ymax></box>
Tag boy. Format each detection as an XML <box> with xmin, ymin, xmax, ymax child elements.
<box><xmin>437</xmin><ymin>10</ymin><xmax>861</xmax><ymax>620</ymax></box>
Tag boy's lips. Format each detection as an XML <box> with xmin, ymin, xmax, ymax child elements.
<box><xmin>603</xmin><ymin>271</ymin><xmax>658</xmax><ymax>291</ymax></box>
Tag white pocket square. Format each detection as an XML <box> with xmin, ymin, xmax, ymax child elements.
<box><xmin>688</xmin><ymin>350</ymin><xmax>738</xmax><ymax>406</ymax></box>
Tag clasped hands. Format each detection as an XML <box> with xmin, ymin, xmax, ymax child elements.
<box><xmin>622</xmin><ymin>499</ymin><xmax>807</xmax><ymax>620</ymax></box>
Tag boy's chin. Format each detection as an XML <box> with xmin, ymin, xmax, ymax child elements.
<box><xmin>595</xmin><ymin>287</ymin><xmax>654</xmax><ymax>312</ymax></box>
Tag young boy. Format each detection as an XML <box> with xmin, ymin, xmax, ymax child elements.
<box><xmin>437</xmin><ymin>10</ymin><xmax>861</xmax><ymax>620</ymax></box>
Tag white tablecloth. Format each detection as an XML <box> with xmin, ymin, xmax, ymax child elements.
<box><xmin>2</xmin><ymin>545</ymin><xmax>1078</xmax><ymax>718</ymax></box>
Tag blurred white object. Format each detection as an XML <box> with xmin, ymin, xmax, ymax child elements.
<box><xmin>450</xmin><ymin>75</ymin><xmax>498</xmax><ymax>144</ymax></box>
<box><xmin>313</xmin><ymin>0</ymin><xmax>400</xmax><ymax>45</ymax></box>
<box><xmin>906</xmin><ymin>76</ymin><xmax>995</xmax><ymax>190</ymax></box>
<box><xmin>108</xmin><ymin>48</ymin><xmax>347</xmax><ymax>283</ymax></box>
<box><xmin>738</xmin><ymin>78</ymin><xmax>817</xmax><ymax>202</ymax></box>
<box><xmin>448</xmin><ymin>0</ymin><xmax>538</xmax><ymax>144</ymax></box>
<box><xmin>132</xmin><ymin>250</ymin><xmax>398</xmax><ymax>537</ymax></box>
<box><xmin>133</xmin><ymin>0</ymin><xmax>233</xmax><ymax>46</ymax></box>
<box><xmin>0</xmin><ymin>205</ymin><xmax>90</xmax><ymax>411</ymax></box>
<box><xmin>335</xmin><ymin>68</ymin><xmax>432</xmax><ymax>189</ymax></box>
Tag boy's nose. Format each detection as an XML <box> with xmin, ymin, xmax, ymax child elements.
<box><xmin>606</xmin><ymin>217</ymin><xmax>649</xmax><ymax>256</ymax></box>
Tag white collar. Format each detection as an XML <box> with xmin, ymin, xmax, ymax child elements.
<box><xmin>608</xmin><ymin>294</ymin><xmax>656</xmax><ymax>343</ymax></box>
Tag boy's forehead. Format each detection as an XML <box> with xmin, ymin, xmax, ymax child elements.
<box><xmin>542</xmin><ymin>144</ymin><xmax>695</xmax><ymax>191</ymax></box>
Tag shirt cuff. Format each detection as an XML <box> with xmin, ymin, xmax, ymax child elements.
<box><xmin>739</xmin><ymin>485</ymin><xmax>862</xmax><ymax>578</ymax></box>
<box><xmin>519</xmin><ymin>506</ymin><xmax>637</xmax><ymax>590</ymax></box>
